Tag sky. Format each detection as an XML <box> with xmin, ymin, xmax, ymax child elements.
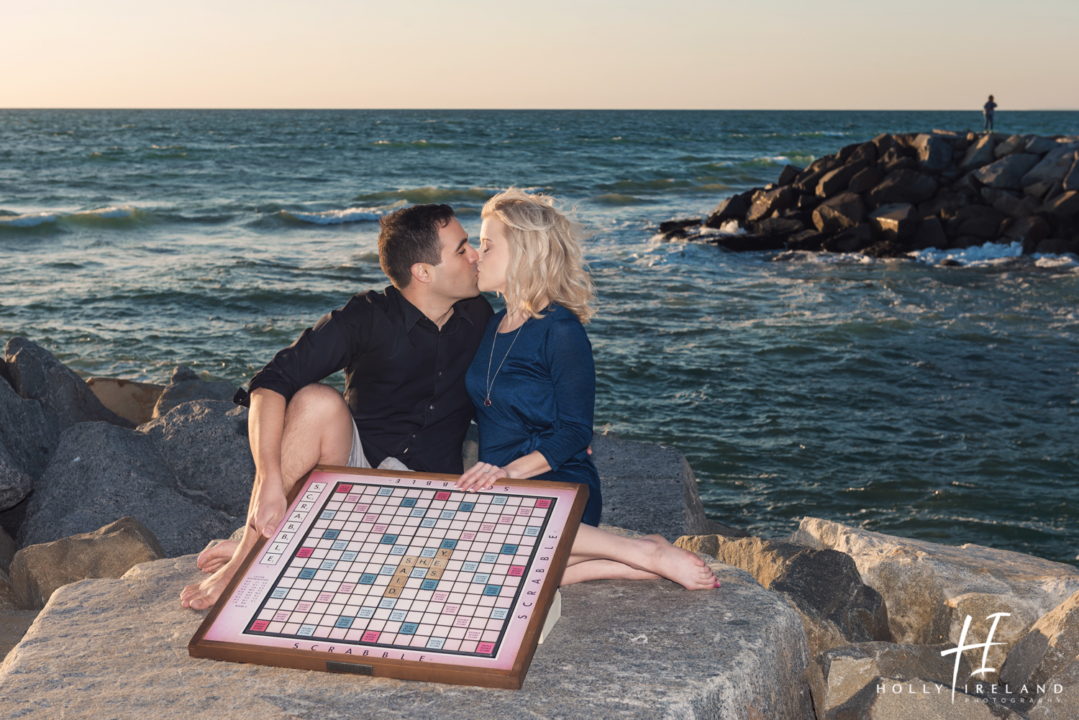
<box><xmin>3</xmin><ymin>0</ymin><xmax>1078</xmax><ymax>110</ymax></box>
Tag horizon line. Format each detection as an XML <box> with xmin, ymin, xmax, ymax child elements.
<box><xmin>2</xmin><ymin>107</ymin><xmax>1078</xmax><ymax>113</ymax></box>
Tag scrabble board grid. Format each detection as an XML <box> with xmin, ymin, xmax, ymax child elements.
<box><xmin>189</xmin><ymin>465</ymin><xmax>586</xmax><ymax>689</ymax></box>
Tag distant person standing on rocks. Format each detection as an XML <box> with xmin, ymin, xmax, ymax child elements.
<box><xmin>983</xmin><ymin>95</ymin><xmax>997</xmax><ymax>133</ymax></box>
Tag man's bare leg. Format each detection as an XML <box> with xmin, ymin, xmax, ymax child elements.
<box><xmin>197</xmin><ymin>538</ymin><xmax>238</xmax><ymax>573</ymax></box>
<box><xmin>180</xmin><ymin>384</ymin><xmax>354</xmax><ymax>609</ymax></box>
<box><xmin>560</xmin><ymin>524</ymin><xmax>718</xmax><ymax>590</ymax></box>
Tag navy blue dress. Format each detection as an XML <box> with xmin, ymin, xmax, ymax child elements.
<box><xmin>465</xmin><ymin>304</ymin><xmax>602</xmax><ymax>526</ymax></box>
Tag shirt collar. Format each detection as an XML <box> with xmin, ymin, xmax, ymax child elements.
<box><xmin>388</xmin><ymin>285</ymin><xmax>477</xmax><ymax>332</ymax></box>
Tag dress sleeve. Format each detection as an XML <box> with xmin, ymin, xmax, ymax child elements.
<box><xmin>247</xmin><ymin>294</ymin><xmax>373</xmax><ymax>401</ymax></box>
<box><xmin>534</xmin><ymin>319</ymin><xmax>595</xmax><ymax>472</ymax></box>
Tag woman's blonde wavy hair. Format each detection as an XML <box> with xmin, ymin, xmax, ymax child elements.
<box><xmin>481</xmin><ymin>188</ymin><xmax>595</xmax><ymax>324</ymax></box>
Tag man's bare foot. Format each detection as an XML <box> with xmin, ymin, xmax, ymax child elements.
<box><xmin>634</xmin><ymin>535</ymin><xmax>719</xmax><ymax>590</ymax></box>
<box><xmin>181</xmin><ymin>554</ymin><xmax>244</xmax><ymax>610</ymax></box>
<box><xmin>197</xmin><ymin>539</ymin><xmax>239</xmax><ymax>574</ymax></box>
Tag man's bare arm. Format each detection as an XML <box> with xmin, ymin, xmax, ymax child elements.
<box><xmin>248</xmin><ymin>388</ymin><xmax>289</xmax><ymax>537</ymax></box>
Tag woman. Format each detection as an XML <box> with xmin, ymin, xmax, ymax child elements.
<box><xmin>455</xmin><ymin>189</ymin><xmax>718</xmax><ymax>590</ymax></box>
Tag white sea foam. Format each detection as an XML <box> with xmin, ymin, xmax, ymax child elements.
<box><xmin>282</xmin><ymin>207</ymin><xmax>386</xmax><ymax>225</ymax></box>
<box><xmin>75</xmin><ymin>206</ymin><xmax>140</xmax><ymax>220</ymax></box>
<box><xmin>909</xmin><ymin>241</ymin><xmax>1024</xmax><ymax>267</ymax></box>
<box><xmin>1033</xmin><ymin>253</ymin><xmax>1079</xmax><ymax>269</ymax></box>
<box><xmin>0</xmin><ymin>212</ymin><xmax>59</xmax><ymax>227</ymax></box>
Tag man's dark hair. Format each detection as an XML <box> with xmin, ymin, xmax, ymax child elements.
<box><xmin>378</xmin><ymin>204</ymin><xmax>456</xmax><ymax>289</ymax></box>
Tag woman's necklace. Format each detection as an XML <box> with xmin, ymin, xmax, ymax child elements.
<box><xmin>484</xmin><ymin>315</ymin><xmax>524</xmax><ymax>407</ymax></box>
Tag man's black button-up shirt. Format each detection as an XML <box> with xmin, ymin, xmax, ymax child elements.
<box><xmin>247</xmin><ymin>286</ymin><xmax>494</xmax><ymax>474</ymax></box>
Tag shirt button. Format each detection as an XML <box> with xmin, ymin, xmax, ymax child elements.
<box><xmin>403</xmin><ymin>448</ymin><xmax>409</xmax><ymax>454</ymax></box>
<box><xmin>429</xmin><ymin>404</ymin><xmax>434</xmax><ymax>410</ymax></box>
<box><xmin>438</xmin><ymin>372</ymin><xmax>442</xmax><ymax>376</ymax></box>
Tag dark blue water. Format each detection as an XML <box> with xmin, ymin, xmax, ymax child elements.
<box><xmin>2</xmin><ymin>110</ymin><xmax>1079</xmax><ymax>563</ymax></box>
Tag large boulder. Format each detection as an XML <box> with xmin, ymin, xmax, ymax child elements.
<box><xmin>704</xmin><ymin>192</ymin><xmax>751</xmax><ymax>228</ymax></box>
<box><xmin>0</xmin><ymin>526</ymin><xmax>14</xmax><ymax>574</ymax></box>
<box><xmin>808</xmin><ymin>642</ymin><xmax>973</xmax><ymax>717</ymax></box>
<box><xmin>1021</xmin><ymin>146</ymin><xmax>1078</xmax><ymax>188</ymax></box>
<box><xmin>1063</xmin><ymin>157</ymin><xmax>1079</xmax><ymax>192</ymax></box>
<box><xmin>0</xmin><ymin>442</ymin><xmax>32</xmax><ymax>515</ymax></box>
<box><xmin>0</xmin><ymin>376</ymin><xmax>57</xmax><ymax>494</ymax></box>
<box><xmin>946</xmin><ymin>206</ymin><xmax>1006</xmax><ymax>241</ymax></box>
<box><xmin>915</xmin><ymin>134</ymin><xmax>954</xmax><ymax>173</ymax></box>
<box><xmin>999</xmin><ymin>588</ymin><xmax>1079</xmax><ymax>699</ymax></box>
<box><xmin>0</xmin><ymin>552</ymin><xmax>817</xmax><ymax>720</ymax></box>
<box><xmin>1025</xmin><ymin>136</ymin><xmax>1058</xmax><ymax>156</ymax></box>
<box><xmin>789</xmin><ymin>518</ymin><xmax>1079</xmax><ymax>683</ymax></box>
<box><xmin>1026</xmin><ymin>656</ymin><xmax>1079</xmax><ymax>719</ymax></box>
<box><xmin>794</xmin><ymin>156</ymin><xmax>843</xmax><ymax>194</ymax></box>
<box><xmin>912</xmin><ymin>217</ymin><xmax>948</xmax><ymax>250</ymax></box>
<box><xmin>848</xmin><ymin>166</ymin><xmax>885</xmax><ymax>194</ymax></box>
<box><xmin>865</xmin><ymin>170</ymin><xmax>938</xmax><ymax>207</ymax></box>
<box><xmin>152</xmin><ymin>366</ymin><xmax>239</xmax><ymax>419</ymax></box>
<box><xmin>960</xmin><ymin>135</ymin><xmax>996</xmax><ymax>171</ymax></box>
<box><xmin>869</xmin><ymin>204</ymin><xmax>918</xmax><ymax>241</ymax></box>
<box><xmin>745</xmin><ymin>186</ymin><xmax>798</xmax><ymax>223</ymax></box>
<box><xmin>1002</xmin><ymin>216</ymin><xmax>1052</xmax><ymax>254</ymax></box>
<box><xmin>9</xmin><ymin>517</ymin><xmax>164</xmax><ymax>610</ymax></box>
<box><xmin>138</xmin><ymin>400</ymin><xmax>254</xmax><ymax>518</ymax></box>
<box><xmin>813</xmin><ymin>192</ymin><xmax>866</xmax><ymax>233</ymax></box>
<box><xmin>18</xmin><ymin>422</ymin><xmax>232</xmax><ymax>557</ymax></box>
<box><xmin>994</xmin><ymin>134</ymin><xmax>1027</xmax><ymax>159</ymax></box>
<box><xmin>817</xmin><ymin>160</ymin><xmax>870</xmax><ymax>198</ymax></box>
<box><xmin>1041</xmin><ymin>190</ymin><xmax>1079</xmax><ymax>219</ymax></box>
<box><xmin>972</xmin><ymin>153</ymin><xmax>1042</xmax><ymax>190</ymax></box>
<box><xmin>676</xmin><ymin>535</ymin><xmax>890</xmax><ymax>658</ymax></box>
<box><xmin>4</xmin><ymin>338</ymin><xmax>134</xmax><ymax>432</ymax></box>
<box><xmin>826</xmin><ymin>675</ymin><xmax>1023</xmax><ymax>719</ymax></box>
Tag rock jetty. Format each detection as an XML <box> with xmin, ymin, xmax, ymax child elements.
<box><xmin>658</xmin><ymin>131</ymin><xmax>1079</xmax><ymax>259</ymax></box>
<box><xmin>4</xmin><ymin>336</ymin><xmax>1079</xmax><ymax>717</ymax></box>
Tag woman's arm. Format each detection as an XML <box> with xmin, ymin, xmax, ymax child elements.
<box><xmin>455</xmin><ymin>451</ymin><xmax>551</xmax><ymax>491</ymax></box>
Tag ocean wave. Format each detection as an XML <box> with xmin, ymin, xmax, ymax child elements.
<box><xmin>279</xmin><ymin>206</ymin><xmax>392</xmax><ymax>225</ymax></box>
<box><xmin>909</xmin><ymin>242</ymin><xmax>1025</xmax><ymax>267</ymax></box>
<box><xmin>0</xmin><ymin>212</ymin><xmax>59</xmax><ymax>228</ymax></box>
<box><xmin>0</xmin><ymin>206</ymin><xmax>150</xmax><ymax>231</ymax></box>
<box><xmin>591</xmin><ymin>193</ymin><xmax>649</xmax><ymax>205</ymax></box>
<box><xmin>370</xmin><ymin>140</ymin><xmax>455</xmax><ymax>149</ymax></box>
<box><xmin>353</xmin><ymin>187</ymin><xmax>501</xmax><ymax>206</ymax></box>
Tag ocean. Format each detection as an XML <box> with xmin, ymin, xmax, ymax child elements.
<box><xmin>2</xmin><ymin>109</ymin><xmax>1078</xmax><ymax>563</ymax></box>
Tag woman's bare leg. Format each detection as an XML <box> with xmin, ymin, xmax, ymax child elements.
<box><xmin>562</xmin><ymin>524</ymin><xmax>718</xmax><ymax>590</ymax></box>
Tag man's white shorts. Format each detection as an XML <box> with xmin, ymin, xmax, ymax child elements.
<box><xmin>347</xmin><ymin>418</ymin><xmax>411</xmax><ymax>472</ymax></box>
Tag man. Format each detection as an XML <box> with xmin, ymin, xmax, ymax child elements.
<box><xmin>181</xmin><ymin>204</ymin><xmax>493</xmax><ymax>610</ymax></box>
<box><xmin>984</xmin><ymin>95</ymin><xmax>997</xmax><ymax>133</ymax></box>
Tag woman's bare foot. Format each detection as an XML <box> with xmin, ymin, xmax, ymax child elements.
<box><xmin>197</xmin><ymin>540</ymin><xmax>239</xmax><ymax>574</ymax></box>
<box><xmin>633</xmin><ymin>535</ymin><xmax>719</xmax><ymax>590</ymax></box>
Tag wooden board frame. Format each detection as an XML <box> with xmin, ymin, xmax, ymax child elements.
<box><xmin>189</xmin><ymin>465</ymin><xmax>587</xmax><ymax>689</ymax></box>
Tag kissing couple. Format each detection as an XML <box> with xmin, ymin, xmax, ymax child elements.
<box><xmin>181</xmin><ymin>188</ymin><xmax>718</xmax><ymax>611</ymax></box>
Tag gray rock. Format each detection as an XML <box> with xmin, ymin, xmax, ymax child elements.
<box><xmin>947</xmin><ymin>206</ymin><xmax>1006</xmax><ymax>241</ymax></box>
<box><xmin>849</xmin><ymin>166</ymin><xmax>885</xmax><ymax>194</ymax></box>
<box><xmin>777</xmin><ymin>164</ymin><xmax>802</xmax><ymax>186</ymax></box>
<box><xmin>590</xmin><ymin>434</ymin><xmax>719</xmax><ymax>540</ymax></box>
<box><xmin>794</xmin><ymin>156</ymin><xmax>843</xmax><ymax>194</ymax></box>
<box><xmin>4</xmin><ymin>337</ymin><xmax>134</xmax><ymax>431</ymax></box>
<box><xmin>0</xmin><ymin>375</ymin><xmax>57</xmax><ymax>490</ymax></box>
<box><xmin>1064</xmin><ymin>157</ymin><xmax>1079</xmax><ymax>192</ymax></box>
<box><xmin>9</xmin><ymin>516</ymin><xmax>165</xmax><ymax>610</ymax></box>
<box><xmin>152</xmin><ymin>366</ymin><xmax>239</xmax><ymax>419</ymax></box>
<box><xmin>1021</xmin><ymin>146</ymin><xmax>1078</xmax><ymax>188</ymax></box>
<box><xmin>19</xmin><ymin>422</ymin><xmax>232</xmax><ymax>557</ymax></box>
<box><xmin>1034</xmin><ymin>238</ymin><xmax>1079</xmax><ymax>255</ymax></box>
<box><xmin>972</xmin><ymin>153</ymin><xmax>1042</xmax><ymax>190</ymax></box>
<box><xmin>866</xmin><ymin>170</ymin><xmax>939</xmax><ymax>207</ymax></box>
<box><xmin>960</xmin><ymin>135</ymin><xmax>996</xmax><ymax>170</ymax></box>
<box><xmin>999</xmin><ymin>588</ymin><xmax>1079</xmax><ymax>700</ymax></box>
<box><xmin>912</xmin><ymin>217</ymin><xmax>948</xmax><ymax>250</ymax></box>
<box><xmin>915</xmin><ymin>134</ymin><xmax>954</xmax><ymax>173</ymax></box>
<box><xmin>790</xmin><ymin>518</ymin><xmax>1079</xmax><ymax>685</ymax></box>
<box><xmin>869</xmin><ymin>204</ymin><xmax>918</xmax><ymax>241</ymax></box>
<box><xmin>0</xmin><ymin>552</ymin><xmax>816</xmax><ymax>720</ymax></box>
<box><xmin>754</xmin><ymin>216</ymin><xmax>805</xmax><ymax>236</ymax></box>
<box><xmin>1025</xmin><ymin>136</ymin><xmax>1058</xmax><ymax>156</ymax></box>
<box><xmin>0</xmin><ymin>567</ymin><xmax>15</xmax><ymax>610</ymax></box>
<box><xmin>1002</xmin><ymin>216</ymin><xmax>1052</xmax><ymax>253</ymax></box>
<box><xmin>138</xmin><ymin>400</ymin><xmax>254</xmax><ymax>518</ymax></box>
<box><xmin>880</xmin><ymin>146</ymin><xmax>918</xmax><ymax>172</ymax></box>
<box><xmin>704</xmin><ymin>192</ymin><xmax>751</xmax><ymax>228</ymax></box>
<box><xmin>745</xmin><ymin>186</ymin><xmax>798</xmax><ymax>223</ymax></box>
<box><xmin>817</xmin><ymin>160</ymin><xmax>870</xmax><ymax>198</ymax></box>
<box><xmin>1025</xmin><ymin>180</ymin><xmax>1057</xmax><ymax>199</ymax></box>
<box><xmin>824</xmin><ymin>224</ymin><xmax>874</xmax><ymax>253</ymax></box>
<box><xmin>826</xmin><ymin>675</ymin><xmax>1022</xmax><ymax>719</ymax></box>
<box><xmin>994</xmin><ymin>134</ymin><xmax>1027</xmax><ymax>159</ymax></box>
<box><xmin>787</xmin><ymin>230</ymin><xmax>826</xmax><ymax>252</ymax></box>
<box><xmin>0</xmin><ymin>526</ymin><xmax>14</xmax><ymax>574</ymax></box>
<box><xmin>0</xmin><ymin>440</ymin><xmax>32</xmax><ymax>514</ymax></box>
<box><xmin>0</xmin><ymin>609</ymin><xmax>38</xmax><ymax>661</ymax></box>
<box><xmin>992</xmin><ymin>193</ymin><xmax>1038</xmax><ymax>220</ymax></box>
<box><xmin>809</xmin><ymin>642</ymin><xmax>973</xmax><ymax>717</ymax></box>
<box><xmin>1041</xmin><ymin>190</ymin><xmax>1079</xmax><ymax>219</ymax></box>
<box><xmin>813</xmin><ymin>192</ymin><xmax>866</xmax><ymax>233</ymax></box>
<box><xmin>676</xmin><ymin>535</ymin><xmax>890</xmax><ymax>659</ymax></box>
<box><xmin>1026</xmin><ymin>656</ymin><xmax>1079</xmax><ymax>719</ymax></box>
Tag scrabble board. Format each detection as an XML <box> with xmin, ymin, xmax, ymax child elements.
<box><xmin>189</xmin><ymin>466</ymin><xmax>587</xmax><ymax>689</ymax></box>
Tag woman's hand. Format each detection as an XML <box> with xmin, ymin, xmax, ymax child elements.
<box><xmin>455</xmin><ymin>462</ymin><xmax>509</xmax><ymax>492</ymax></box>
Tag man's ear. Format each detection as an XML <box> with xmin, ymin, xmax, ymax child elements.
<box><xmin>410</xmin><ymin>262</ymin><xmax>433</xmax><ymax>286</ymax></box>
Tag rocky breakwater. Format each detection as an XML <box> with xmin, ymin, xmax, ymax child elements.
<box><xmin>658</xmin><ymin>131</ymin><xmax>1079</xmax><ymax>259</ymax></box>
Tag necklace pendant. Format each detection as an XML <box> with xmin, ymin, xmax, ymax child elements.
<box><xmin>483</xmin><ymin>398</ymin><xmax>492</xmax><ymax>407</ymax></box>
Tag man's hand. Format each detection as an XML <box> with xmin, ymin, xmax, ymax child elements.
<box><xmin>455</xmin><ymin>462</ymin><xmax>508</xmax><ymax>492</ymax></box>
<box><xmin>249</xmin><ymin>478</ymin><xmax>288</xmax><ymax>538</ymax></box>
